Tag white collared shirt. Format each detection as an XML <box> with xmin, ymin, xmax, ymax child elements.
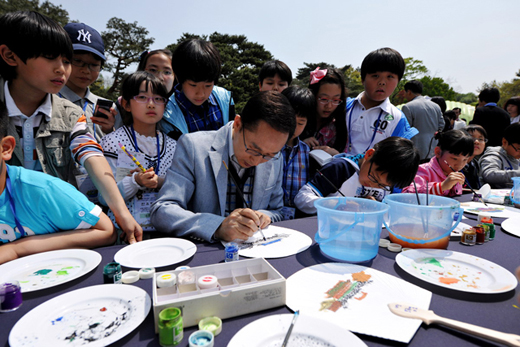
<box><xmin>5</xmin><ymin>81</ymin><xmax>52</xmax><ymax>171</ymax></box>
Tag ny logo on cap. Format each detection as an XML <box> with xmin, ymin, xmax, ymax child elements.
<box><xmin>77</xmin><ymin>29</ymin><xmax>91</xmax><ymax>43</ymax></box>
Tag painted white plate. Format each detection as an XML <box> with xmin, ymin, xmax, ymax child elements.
<box><xmin>221</xmin><ymin>225</ymin><xmax>312</xmax><ymax>258</ymax></box>
<box><xmin>285</xmin><ymin>263</ymin><xmax>431</xmax><ymax>343</ymax></box>
<box><xmin>228</xmin><ymin>313</ymin><xmax>367</xmax><ymax>347</ymax></box>
<box><xmin>9</xmin><ymin>284</ymin><xmax>150</xmax><ymax>347</ymax></box>
<box><xmin>114</xmin><ymin>238</ymin><xmax>196</xmax><ymax>268</ymax></box>
<box><xmin>500</xmin><ymin>218</ymin><xmax>520</xmax><ymax>237</ymax></box>
<box><xmin>460</xmin><ymin>201</ymin><xmax>520</xmax><ymax>219</ymax></box>
<box><xmin>396</xmin><ymin>249</ymin><xmax>517</xmax><ymax>294</ymax></box>
<box><xmin>0</xmin><ymin>249</ymin><xmax>101</xmax><ymax>293</ymax></box>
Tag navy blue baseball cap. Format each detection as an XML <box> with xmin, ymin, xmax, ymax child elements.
<box><xmin>64</xmin><ymin>23</ymin><xmax>106</xmax><ymax>61</ymax></box>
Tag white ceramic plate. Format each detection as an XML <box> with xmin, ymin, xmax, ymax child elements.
<box><xmin>221</xmin><ymin>225</ymin><xmax>312</xmax><ymax>259</ymax></box>
<box><xmin>0</xmin><ymin>249</ymin><xmax>101</xmax><ymax>293</ymax></box>
<box><xmin>460</xmin><ymin>201</ymin><xmax>520</xmax><ymax>218</ymax></box>
<box><xmin>9</xmin><ymin>284</ymin><xmax>151</xmax><ymax>347</ymax></box>
<box><xmin>114</xmin><ymin>238</ymin><xmax>196</xmax><ymax>268</ymax></box>
<box><xmin>228</xmin><ymin>313</ymin><xmax>367</xmax><ymax>347</ymax></box>
<box><xmin>500</xmin><ymin>218</ymin><xmax>520</xmax><ymax>237</ymax></box>
<box><xmin>396</xmin><ymin>249</ymin><xmax>517</xmax><ymax>293</ymax></box>
<box><xmin>285</xmin><ymin>263</ymin><xmax>431</xmax><ymax>343</ymax></box>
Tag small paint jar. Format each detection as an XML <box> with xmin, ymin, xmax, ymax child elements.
<box><xmin>474</xmin><ymin>226</ymin><xmax>485</xmax><ymax>244</ymax></box>
<box><xmin>157</xmin><ymin>273</ymin><xmax>177</xmax><ymax>288</ymax></box>
<box><xmin>178</xmin><ymin>271</ymin><xmax>195</xmax><ymax>286</ymax></box>
<box><xmin>139</xmin><ymin>267</ymin><xmax>155</xmax><ymax>279</ymax></box>
<box><xmin>197</xmin><ymin>275</ymin><xmax>218</xmax><ymax>290</ymax></box>
<box><xmin>225</xmin><ymin>242</ymin><xmax>239</xmax><ymax>262</ymax></box>
<box><xmin>189</xmin><ymin>330</ymin><xmax>214</xmax><ymax>347</ymax></box>
<box><xmin>159</xmin><ymin>307</ymin><xmax>183</xmax><ymax>346</ymax></box>
<box><xmin>483</xmin><ymin>223</ymin><xmax>496</xmax><ymax>240</ymax></box>
<box><xmin>103</xmin><ymin>262</ymin><xmax>122</xmax><ymax>284</ymax></box>
<box><xmin>0</xmin><ymin>280</ymin><xmax>22</xmax><ymax>312</ymax></box>
<box><xmin>460</xmin><ymin>228</ymin><xmax>476</xmax><ymax>246</ymax></box>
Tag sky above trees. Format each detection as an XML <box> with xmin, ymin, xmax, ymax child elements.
<box><xmin>47</xmin><ymin>0</ymin><xmax>520</xmax><ymax>95</ymax></box>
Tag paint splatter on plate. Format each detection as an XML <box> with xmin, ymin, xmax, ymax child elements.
<box><xmin>228</xmin><ymin>313</ymin><xmax>367</xmax><ymax>347</ymax></box>
<box><xmin>396</xmin><ymin>249</ymin><xmax>517</xmax><ymax>293</ymax></box>
<box><xmin>0</xmin><ymin>249</ymin><xmax>101</xmax><ymax>293</ymax></box>
<box><xmin>9</xmin><ymin>284</ymin><xmax>151</xmax><ymax>347</ymax></box>
<box><xmin>460</xmin><ymin>201</ymin><xmax>520</xmax><ymax>219</ymax></box>
<box><xmin>221</xmin><ymin>225</ymin><xmax>312</xmax><ymax>258</ymax></box>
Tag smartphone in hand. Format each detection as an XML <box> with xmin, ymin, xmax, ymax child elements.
<box><xmin>93</xmin><ymin>99</ymin><xmax>113</xmax><ymax>119</ymax></box>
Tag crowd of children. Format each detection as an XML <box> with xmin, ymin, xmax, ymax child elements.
<box><xmin>1</xmin><ymin>10</ymin><xmax>520</xmax><ymax>263</ymax></box>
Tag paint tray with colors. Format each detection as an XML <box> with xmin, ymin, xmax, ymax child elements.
<box><xmin>152</xmin><ymin>258</ymin><xmax>286</xmax><ymax>332</ymax></box>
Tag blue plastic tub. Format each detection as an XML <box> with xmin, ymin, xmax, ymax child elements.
<box><xmin>314</xmin><ymin>197</ymin><xmax>389</xmax><ymax>262</ymax></box>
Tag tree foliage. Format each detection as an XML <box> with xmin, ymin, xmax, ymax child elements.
<box><xmin>167</xmin><ymin>32</ymin><xmax>273</xmax><ymax>113</ymax></box>
<box><xmin>419</xmin><ymin>76</ymin><xmax>456</xmax><ymax>100</ymax></box>
<box><xmin>0</xmin><ymin>0</ymin><xmax>69</xmax><ymax>25</ymax></box>
<box><xmin>102</xmin><ymin>17</ymin><xmax>154</xmax><ymax>97</ymax></box>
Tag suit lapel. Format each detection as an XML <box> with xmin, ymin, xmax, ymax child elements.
<box><xmin>209</xmin><ymin>124</ymin><xmax>232</xmax><ymax>216</ymax></box>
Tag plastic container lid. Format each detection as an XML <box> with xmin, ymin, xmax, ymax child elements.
<box><xmin>189</xmin><ymin>330</ymin><xmax>214</xmax><ymax>347</ymax></box>
<box><xmin>379</xmin><ymin>239</ymin><xmax>390</xmax><ymax>248</ymax></box>
<box><xmin>121</xmin><ymin>271</ymin><xmax>139</xmax><ymax>284</ymax></box>
<box><xmin>197</xmin><ymin>275</ymin><xmax>218</xmax><ymax>290</ymax></box>
<box><xmin>198</xmin><ymin>316</ymin><xmax>222</xmax><ymax>336</ymax></box>
<box><xmin>178</xmin><ymin>270</ymin><xmax>195</xmax><ymax>285</ymax></box>
<box><xmin>138</xmin><ymin>267</ymin><xmax>155</xmax><ymax>279</ymax></box>
<box><xmin>156</xmin><ymin>273</ymin><xmax>176</xmax><ymax>288</ymax></box>
<box><xmin>387</xmin><ymin>243</ymin><xmax>402</xmax><ymax>252</ymax></box>
<box><xmin>175</xmin><ymin>265</ymin><xmax>191</xmax><ymax>271</ymax></box>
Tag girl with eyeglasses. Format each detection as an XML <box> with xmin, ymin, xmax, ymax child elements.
<box><xmin>100</xmin><ymin>71</ymin><xmax>177</xmax><ymax>232</ymax></box>
<box><xmin>301</xmin><ymin>67</ymin><xmax>347</xmax><ymax>156</ymax></box>
<box><xmin>137</xmin><ymin>49</ymin><xmax>175</xmax><ymax>96</ymax></box>
<box><xmin>463</xmin><ymin>125</ymin><xmax>487</xmax><ymax>189</ymax></box>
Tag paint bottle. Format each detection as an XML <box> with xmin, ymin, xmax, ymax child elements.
<box><xmin>197</xmin><ymin>275</ymin><xmax>218</xmax><ymax>290</ymax></box>
<box><xmin>483</xmin><ymin>223</ymin><xmax>496</xmax><ymax>240</ymax></box>
<box><xmin>0</xmin><ymin>281</ymin><xmax>22</xmax><ymax>312</ymax></box>
<box><xmin>103</xmin><ymin>262</ymin><xmax>122</xmax><ymax>284</ymax></box>
<box><xmin>225</xmin><ymin>242</ymin><xmax>239</xmax><ymax>262</ymax></box>
<box><xmin>460</xmin><ymin>228</ymin><xmax>476</xmax><ymax>246</ymax></box>
<box><xmin>159</xmin><ymin>307</ymin><xmax>183</xmax><ymax>346</ymax></box>
<box><xmin>474</xmin><ymin>226</ymin><xmax>485</xmax><ymax>245</ymax></box>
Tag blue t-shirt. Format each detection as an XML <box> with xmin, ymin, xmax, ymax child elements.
<box><xmin>0</xmin><ymin>165</ymin><xmax>100</xmax><ymax>243</ymax></box>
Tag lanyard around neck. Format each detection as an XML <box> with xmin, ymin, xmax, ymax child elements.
<box><xmin>347</xmin><ymin>99</ymin><xmax>384</xmax><ymax>153</ymax></box>
<box><xmin>130</xmin><ymin>125</ymin><xmax>161</xmax><ymax>173</ymax></box>
<box><xmin>5</xmin><ymin>166</ymin><xmax>27</xmax><ymax>237</ymax></box>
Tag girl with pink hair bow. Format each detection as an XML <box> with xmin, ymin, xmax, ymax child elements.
<box><xmin>301</xmin><ymin>67</ymin><xmax>348</xmax><ymax>155</ymax></box>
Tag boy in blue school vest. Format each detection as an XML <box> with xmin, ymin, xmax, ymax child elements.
<box><xmin>161</xmin><ymin>38</ymin><xmax>234</xmax><ymax>140</ymax></box>
<box><xmin>0</xmin><ymin>99</ymin><xmax>115</xmax><ymax>265</ymax></box>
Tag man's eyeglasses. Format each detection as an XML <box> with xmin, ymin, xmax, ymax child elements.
<box><xmin>133</xmin><ymin>95</ymin><xmax>168</xmax><ymax>105</ymax></box>
<box><xmin>71</xmin><ymin>58</ymin><xmax>101</xmax><ymax>72</ymax></box>
<box><xmin>317</xmin><ymin>97</ymin><xmax>342</xmax><ymax>106</ymax></box>
<box><xmin>145</xmin><ymin>68</ymin><xmax>173</xmax><ymax>77</ymax></box>
<box><xmin>510</xmin><ymin>143</ymin><xmax>520</xmax><ymax>152</ymax></box>
<box><xmin>242</xmin><ymin>130</ymin><xmax>280</xmax><ymax>160</ymax></box>
<box><xmin>367</xmin><ymin>161</ymin><xmax>392</xmax><ymax>192</ymax></box>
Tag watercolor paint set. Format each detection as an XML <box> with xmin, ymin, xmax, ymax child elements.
<box><xmin>152</xmin><ymin>258</ymin><xmax>286</xmax><ymax>332</ymax></box>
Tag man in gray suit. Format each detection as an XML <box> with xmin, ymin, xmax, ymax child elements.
<box><xmin>150</xmin><ymin>91</ymin><xmax>295</xmax><ymax>242</ymax></box>
<box><xmin>402</xmin><ymin>80</ymin><xmax>444</xmax><ymax>161</ymax></box>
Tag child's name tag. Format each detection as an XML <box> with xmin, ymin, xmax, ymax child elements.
<box><xmin>116</xmin><ymin>149</ymin><xmax>146</xmax><ymax>182</ymax></box>
<box><xmin>133</xmin><ymin>192</ymin><xmax>157</xmax><ymax>231</ymax></box>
